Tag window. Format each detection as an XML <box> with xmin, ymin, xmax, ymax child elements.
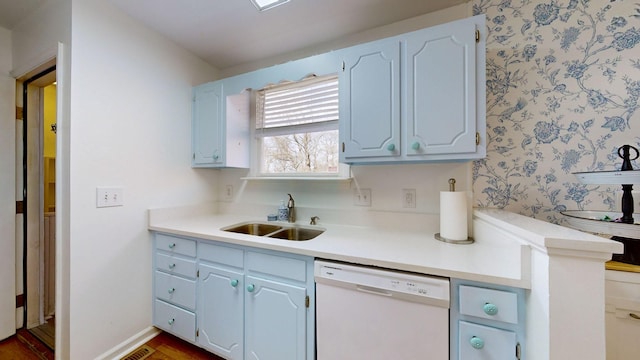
<box><xmin>255</xmin><ymin>74</ymin><xmax>341</xmax><ymax>176</ymax></box>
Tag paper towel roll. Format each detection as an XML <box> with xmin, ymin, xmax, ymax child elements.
<box><xmin>440</xmin><ymin>191</ymin><xmax>468</xmax><ymax>241</ymax></box>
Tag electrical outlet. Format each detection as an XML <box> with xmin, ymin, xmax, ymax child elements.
<box><xmin>224</xmin><ymin>184</ymin><xmax>234</xmax><ymax>201</ymax></box>
<box><xmin>402</xmin><ymin>189</ymin><xmax>416</xmax><ymax>208</ymax></box>
<box><xmin>353</xmin><ymin>188</ymin><xmax>371</xmax><ymax>207</ymax></box>
<box><xmin>96</xmin><ymin>187</ymin><xmax>124</xmax><ymax>208</ymax></box>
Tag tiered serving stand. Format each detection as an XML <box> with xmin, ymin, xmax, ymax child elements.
<box><xmin>561</xmin><ymin>145</ymin><xmax>640</xmax><ymax>265</ymax></box>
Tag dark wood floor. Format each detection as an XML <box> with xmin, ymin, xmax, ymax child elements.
<box><xmin>126</xmin><ymin>331</ymin><xmax>224</xmax><ymax>360</ymax></box>
<box><xmin>0</xmin><ymin>329</ymin><xmax>54</xmax><ymax>360</ymax></box>
<box><xmin>0</xmin><ymin>329</ymin><xmax>224</xmax><ymax>360</ymax></box>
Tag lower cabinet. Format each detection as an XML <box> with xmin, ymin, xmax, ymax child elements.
<box><xmin>605</xmin><ymin>270</ymin><xmax>640</xmax><ymax>360</ymax></box>
<box><xmin>198</xmin><ymin>261</ymin><xmax>244</xmax><ymax>358</ymax></box>
<box><xmin>152</xmin><ymin>233</ymin><xmax>315</xmax><ymax>360</ymax></box>
<box><xmin>450</xmin><ymin>279</ymin><xmax>525</xmax><ymax>360</ymax></box>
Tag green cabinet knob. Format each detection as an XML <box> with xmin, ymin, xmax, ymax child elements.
<box><xmin>168</xmin><ymin>263</ymin><xmax>176</xmax><ymax>269</ymax></box>
<box><xmin>168</xmin><ymin>318</ymin><xmax>175</xmax><ymax>325</ymax></box>
<box><xmin>387</xmin><ymin>143</ymin><xmax>395</xmax><ymax>151</ymax></box>
<box><xmin>247</xmin><ymin>284</ymin><xmax>255</xmax><ymax>292</ymax></box>
<box><xmin>411</xmin><ymin>142</ymin><xmax>420</xmax><ymax>150</ymax></box>
<box><xmin>230</xmin><ymin>279</ymin><xmax>239</xmax><ymax>287</ymax></box>
<box><xmin>168</xmin><ymin>243</ymin><xmax>176</xmax><ymax>249</ymax></box>
<box><xmin>483</xmin><ymin>302</ymin><xmax>498</xmax><ymax>316</ymax></box>
<box><xmin>470</xmin><ymin>336</ymin><xmax>484</xmax><ymax>349</ymax></box>
<box><xmin>168</xmin><ymin>288</ymin><xmax>175</xmax><ymax>294</ymax></box>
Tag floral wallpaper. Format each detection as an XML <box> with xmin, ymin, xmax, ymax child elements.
<box><xmin>472</xmin><ymin>0</ymin><xmax>640</xmax><ymax>223</ymax></box>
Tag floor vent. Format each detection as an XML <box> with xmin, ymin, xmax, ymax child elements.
<box><xmin>120</xmin><ymin>345</ymin><xmax>155</xmax><ymax>360</ymax></box>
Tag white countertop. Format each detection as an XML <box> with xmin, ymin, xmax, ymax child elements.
<box><xmin>148</xmin><ymin>204</ymin><xmax>623</xmax><ymax>289</ymax></box>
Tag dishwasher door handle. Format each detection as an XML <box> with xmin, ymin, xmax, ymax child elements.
<box><xmin>356</xmin><ymin>285</ymin><xmax>393</xmax><ymax>297</ymax></box>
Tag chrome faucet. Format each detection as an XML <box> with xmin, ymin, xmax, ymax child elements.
<box><xmin>287</xmin><ymin>194</ymin><xmax>295</xmax><ymax>223</ymax></box>
<box><xmin>310</xmin><ymin>216</ymin><xmax>320</xmax><ymax>225</ymax></box>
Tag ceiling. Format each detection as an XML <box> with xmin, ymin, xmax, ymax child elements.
<box><xmin>0</xmin><ymin>0</ymin><xmax>468</xmax><ymax>70</ymax></box>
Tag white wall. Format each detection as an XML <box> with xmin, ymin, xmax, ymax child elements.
<box><xmin>220</xmin><ymin>163</ymin><xmax>472</xmax><ymax>220</ymax></box>
<box><xmin>70</xmin><ymin>0</ymin><xmax>217</xmax><ymax>359</ymax></box>
<box><xmin>68</xmin><ymin>0</ymin><xmax>218</xmax><ymax>358</ymax></box>
<box><xmin>12</xmin><ymin>0</ymin><xmax>219</xmax><ymax>357</ymax></box>
<box><xmin>10</xmin><ymin>0</ymin><xmax>71</xmax><ymax>78</ymax></box>
<box><xmin>0</xmin><ymin>26</ymin><xmax>16</xmax><ymax>341</ymax></box>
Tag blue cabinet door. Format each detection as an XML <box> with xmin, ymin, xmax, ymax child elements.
<box><xmin>339</xmin><ymin>39</ymin><xmax>401</xmax><ymax>161</ymax></box>
<box><xmin>405</xmin><ymin>18</ymin><xmax>478</xmax><ymax>157</ymax></box>
<box><xmin>192</xmin><ymin>81</ymin><xmax>223</xmax><ymax>166</ymax></box>
<box><xmin>244</xmin><ymin>275</ymin><xmax>307</xmax><ymax>360</ymax></box>
<box><xmin>197</xmin><ymin>262</ymin><xmax>244</xmax><ymax>360</ymax></box>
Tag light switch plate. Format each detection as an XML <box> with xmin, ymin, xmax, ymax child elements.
<box><xmin>96</xmin><ymin>187</ymin><xmax>124</xmax><ymax>208</ymax></box>
<box><xmin>353</xmin><ymin>188</ymin><xmax>371</xmax><ymax>207</ymax></box>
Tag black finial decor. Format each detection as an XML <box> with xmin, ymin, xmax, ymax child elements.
<box><xmin>618</xmin><ymin>145</ymin><xmax>638</xmax><ymax>224</ymax></box>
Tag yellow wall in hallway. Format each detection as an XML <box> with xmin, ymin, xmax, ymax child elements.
<box><xmin>43</xmin><ymin>84</ymin><xmax>56</xmax><ymax>212</ymax></box>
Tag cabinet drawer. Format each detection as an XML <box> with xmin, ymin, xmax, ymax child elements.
<box><xmin>156</xmin><ymin>252</ymin><xmax>197</xmax><ymax>278</ymax></box>
<box><xmin>459</xmin><ymin>285</ymin><xmax>518</xmax><ymax>324</ymax></box>
<box><xmin>246</xmin><ymin>251</ymin><xmax>307</xmax><ymax>283</ymax></box>
<box><xmin>156</xmin><ymin>234</ymin><xmax>196</xmax><ymax>257</ymax></box>
<box><xmin>199</xmin><ymin>242</ymin><xmax>244</xmax><ymax>268</ymax></box>
<box><xmin>606</xmin><ymin>271</ymin><xmax>640</xmax><ymax>300</ymax></box>
<box><xmin>155</xmin><ymin>271</ymin><xmax>196</xmax><ymax>310</ymax></box>
<box><xmin>154</xmin><ymin>299</ymin><xmax>196</xmax><ymax>342</ymax></box>
<box><xmin>458</xmin><ymin>321</ymin><xmax>516</xmax><ymax>359</ymax></box>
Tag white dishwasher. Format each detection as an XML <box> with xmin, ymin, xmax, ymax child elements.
<box><xmin>315</xmin><ymin>260</ymin><xmax>450</xmax><ymax>360</ymax></box>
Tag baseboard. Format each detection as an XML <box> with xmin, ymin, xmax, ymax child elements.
<box><xmin>94</xmin><ymin>326</ymin><xmax>161</xmax><ymax>360</ymax></box>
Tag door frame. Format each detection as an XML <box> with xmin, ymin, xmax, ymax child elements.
<box><xmin>19</xmin><ymin>64</ymin><xmax>56</xmax><ymax>330</ymax></box>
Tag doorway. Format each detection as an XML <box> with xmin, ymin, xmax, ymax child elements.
<box><xmin>19</xmin><ymin>64</ymin><xmax>57</xmax><ymax>352</ymax></box>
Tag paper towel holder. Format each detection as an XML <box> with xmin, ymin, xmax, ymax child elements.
<box><xmin>435</xmin><ymin>178</ymin><xmax>474</xmax><ymax>244</ymax></box>
<box><xmin>434</xmin><ymin>233</ymin><xmax>474</xmax><ymax>244</ymax></box>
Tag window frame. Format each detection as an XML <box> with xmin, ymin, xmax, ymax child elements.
<box><xmin>250</xmin><ymin>74</ymin><xmax>349</xmax><ymax>179</ymax></box>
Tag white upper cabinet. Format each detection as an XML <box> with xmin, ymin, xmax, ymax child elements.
<box><xmin>191</xmin><ymin>15</ymin><xmax>485</xmax><ymax>167</ymax></box>
<box><xmin>192</xmin><ymin>82</ymin><xmax>250</xmax><ymax>168</ymax></box>
<box><xmin>339</xmin><ymin>15</ymin><xmax>486</xmax><ymax>164</ymax></box>
<box><xmin>406</xmin><ymin>18</ymin><xmax>478</xmax><ymax>157</ymax></box>
<box><xmin>339</xmin><ymin>39</ymin><xmax>401</xmax><ymax>159</ymax></box>
<box><xmin>192</xmin><ymin>81</ymin><xmax>224</xmax><ymax>166</ymax></box>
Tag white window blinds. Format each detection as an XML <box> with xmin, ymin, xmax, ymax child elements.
<box><xmin>256</xmin><ymin>74</ymin><xmax>339</xmax><ymax>137</ymax></box>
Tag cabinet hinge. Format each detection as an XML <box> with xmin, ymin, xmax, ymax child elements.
<box><xmin>341</xmin><ymin>142</ymin><xmax>345</xmax><ymax>153</ymax></box>
<box><xmin>475</xmin><ymin>30</ymin><xmax>480</xmax><ymax>43</ymax></box>
<box><xmin>196</xmin><ymin>328</ymin><xmax>199</xmax><ymax>338</ymax></box>
<box><xmin>305</xmin><ymin>296</ymin><xmax>310</xmax><ymax>308</ymax></box>
<box><xmin>341</xmin><ymin>61</ymin><xmax>345</xmax><ymax>72</ymax></box>
<box><xmin>515</xmin><ymin>342</ymin><xmax>521</xmax><ymax>360</ymax></box>
<box><xmin>475</xmin><ymin>132</ymin><xmax>480</xmax><ymax>146</ymax></box>
<box><xmin>197</xmin><ymin>270</ymin><xmax>199</xmax><ymax>278</ymax></box>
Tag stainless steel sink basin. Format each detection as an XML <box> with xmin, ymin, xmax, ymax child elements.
<box><xmin>221</xmin><ymin>222</ymin><xmax>324</xmax><ymax>241</ymax></box>
<box><xmin>222</xmin><ymin>222</ymin><xmax>282</xmax><ymax>236</ymax></box>
<box><xmin>267</xmin><ymin>227</ymin><xmax>324</xmax><ymax>241</ymax></box>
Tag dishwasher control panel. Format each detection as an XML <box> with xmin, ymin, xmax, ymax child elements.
<box><xmin>314</xmin><ymin>260</ymin><xmax>450</xmax><ymax>306</ymax></box>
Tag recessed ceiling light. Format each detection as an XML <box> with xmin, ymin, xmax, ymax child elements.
<box><xmin>251</xmin><ymin>0</ymin><xmax>290</xmax><ymax>11</ymax></box>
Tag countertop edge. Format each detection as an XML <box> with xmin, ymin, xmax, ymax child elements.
<box><xmin>474</xmin><ymin>208</ymin><xmax>624</xmax><ymax>255</ymax></box>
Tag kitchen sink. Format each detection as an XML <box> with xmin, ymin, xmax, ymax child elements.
<box><xmin>222</xmin><ymin>223</ymin><xmax>283</xmax><ymax>236</ymax></box>
<box><xmin>221</xmin><ymin>222</ymin><xmax>324</xmax><ymax>241</ymax></box>
<box><xmin>267</xmin><ymin>227</ymin><xmax>324</xmax><ymax>241</ymax></box>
